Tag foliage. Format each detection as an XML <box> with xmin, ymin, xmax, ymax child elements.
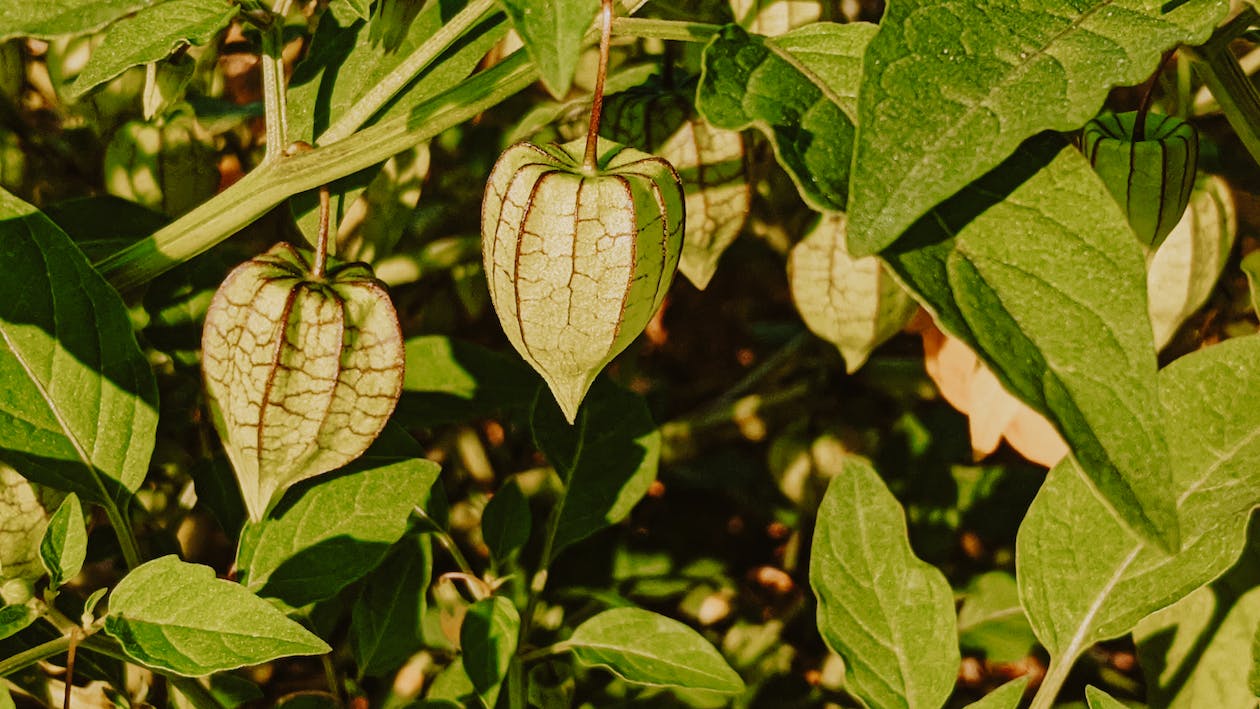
<box><xmin>1</xmin><ymin>0</ymin><xmax>1260</xmax><ymax>707</ymax></box>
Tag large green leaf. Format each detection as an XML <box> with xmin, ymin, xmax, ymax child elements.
<box><xmin>397</xmin><ymin>335</ymin><xmax>539</xmax><ymax>427</ymax></box>
<box><xmin>846</xmin><ymin>0</ymin><xmax>1228</xmax><ymax>256</ymax></box>
<box><xmin>1084</xmin><ymin>687</ymin><xmax>1128</xmax><ymax>709</ymax></box>
<box><xmin>696</xmin><ymin>22</ymin><xmax>874</xmax><ymax>212</ymax></box>
<box><xmin>288</xmin><ymin>0</ymin><xmax>507</xmax><ymax>143</ymax></box>
<box><xmin>957</xmin><ymin>571</ymin><xmax>1037</xmax><ymax>664</ymax></box>
<box><xmin>1018</xmin><ymin>335</ymin><xmax>1260</xmax><ymax>686</ymax></box>
<box><xmin>70</xmin><ymin>0</ymin><xmax>237</xmax><ymax>98</ymax></box>
<box><xmin>1135</xmin><ymin>573</ymin><xmax>1260</xmax><ymax>708</ymax></box>
<box><xmin>349</xmin><ymin>534</ymin><xmax>432</xmax><ymax>678</ymax></box>
<box><xmin>497</xmin><ymin>0</ymin><xmax>599</xmax><ymax>99</ymax></box>
<box><xmin>0</xmin><ymin>189</ymin><xmax>157</xmax><ymax>510</ymax></box>
<box><xmin>236</xmin><ymin>424</ymin><xmax>441</xmax><ymax>608</ymax></box>
<box><xmin>565</xmin><ymin>607</ymin><xmax>744</xmax><ymax>694</ymax></box>
<box><xmin>104</xmin><ymin>555</ymin><xmax>330</xmax><ymax>676</ymax></box>
<box><xmin>530</xmin><ymin>378</ymin><xmax>659</xmax><ymax>561</ymax></box>
<box><xmin>0</xmin><ymin>0</ymin><xmax>155</xmax><ymax>41</ymax></box>
<box><xmin>461</xmin><ymin>596</ymin><xmax>519</xmax><ymax>708</ymax></box>
<box><xmin>809</xmin><ymin>456</ymin><xmax>958</xmax><ymax>709</ymax></box>
<box><xmin>883</xmin><ymin>135</ymin><xmax>1175</xmax><ymax>549</ymax></box>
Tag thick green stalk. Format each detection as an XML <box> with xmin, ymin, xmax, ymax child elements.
<box><xmin>318</xmin><ymin>0</ymin><xmax>502</xmax><ymax>145</ymax></box>
<box><xmin>0</xmin><ymin>634</ymin><xmax>72</xmax><ymax>676</ymax></box>
<box><xmin>1028</xmin><ymin>657</ymin><xmax>1071</xmax><ymax>709</ymax></box>
<box><xmin>611</xmin><ymin>16</ymin><xmax>721</xmax><ymax>43</ymax></box>
<box><xmin>260</xmin><ymin>0</ymin><xmax>294</xmax><ymax>163</ymax></box>
<box><xmin>95</xmin><ymin>52</ymin><xmax>537</xmax><ymax>291</ymax></box>
<box><xmin>1186</xmin><ymin>8</ymin><xmax>1260</xmax><ymax>166</ymax></box>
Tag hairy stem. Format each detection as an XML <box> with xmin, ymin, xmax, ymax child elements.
<box><xmin>0</xmin><ymin>634</ymin><xmax>72</xmax><ymax>677</ymax></box>
<box><xmin>611</xmin><ymin>16</ymin><xmax>722</xmax><ymax>43</ymax></box>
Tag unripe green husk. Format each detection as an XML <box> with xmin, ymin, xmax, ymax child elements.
<box><xmin>482</xmin><ymin>137</ymin><xmax>685</xmax><ymax>423</ymax></box>
<box><xmin>202</xmin><ymin>243</ymin><xmax>405</xmax><ymax>521</ymax></box>
<box><xmin>1083</xmin><ymin>111</ymin><xmax>1198</xmax><ymax>253</ymax></box>
<box><xmin>601</xmin><ymin>79</ymin><xmax>749</xmax><ymax>290</ymax></box>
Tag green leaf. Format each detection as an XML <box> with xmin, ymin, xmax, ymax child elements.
<box><xmin>846</xmin><ymin>0</ymin><xmax>1228</xmax><ymax>256</ymax></box>
<box><xmin>286</xmin><ymin>2</ymin><xmax>505</xmax><ymax>243</ymax></box>
<box><xmin>1084</xmin><ymin>686</ymin><xmax>1128</xmax><ymax>709</ymax></box>
<box><xmin>1252</xmin><ymin>620</ymin><xmax>1260</xmax><ymax>699</ymax></box>
<box><xmin>696</xmin><ymin>22</ymin><xmax>874</xmax><ymax>212</ymax></box>
<box><xmin>103</xmin><ymin>555</ymin><xmax>330</xmax><ymax>676</ymax></box>
<box><xmin>330</xmin><ymin>0</ymin><xmax>373</xmax><ymax>22</ymax></box>
<box><xmin>0</xmin><ymin>189</ymin><xmax>158</xmax><ymax>510</ymax></box>
<box><xmin>1134</xmin><ymin>535</ymin><xmax>1260</xmax><ymax>709</ymax></box>
<box><xmin>809</xmin><ymin>456</ymin><xmax>958</xmax><ymax>709</ymax></box>
<box><xmin>0</xmin><ymin>462</ymin><xmax>65</xmax><ymax>583</ymax></box>
<box><xmin>497</xmin><ymin>0</ymin><xmax>599</xmax><ymax>99</ymax></box>
<box><xmin>349</xmin><ymin>535</ymin><xmax>432</xmax><ymax>678</ymax></box>
<box><xmin>884</xmin><ymin>135</ymin><xmax>1176</xmax><ymax>550</ymax></box>
<box><xmin>565</xmin><ymin>607</ymin><xmax>744</xmax><ymax>694</ymax></box>
<box><xmin>957</xmin><ymin>571</ymin><xmax>1037</xmax><ymax>665</ymax></box>
<box><xmin>398</xmin><ymin>335</ymin><xmax>539</xmax><ymax>427</ymax></box>
<box><xmin>460</xmin><ymin>596</ymin><xmax>519</xmax><ymax>708</ymax></box>
<box><xmin>0</xmin><ymin>0</ymin><xmax>155</xmax><ymax>41</ymax></box>
<box><xmin>236</xmin><ymin>424</ymin><xmax>441</xmax><ymax>608</ymax></box>
<box><xmin>0</xmin><ymin>602</ymin><xmax>37</xmax><ymax>641</ymax></box>
<box><xmin>1018</xmin><ymin>334</ymin><xmax>1260</xmax><ymax>682</ymax></box>
<box><xmin>482</xmin><ymin>479</ymin><xmax>531</xmax><ymax>563</ymax></box>
<box><xmin>70</xmin><ymin>0</ymin><xmax>237</xmax><ymax>98</ymax></box>
<box><xmin>0</xmin><ymin>678</ymin><xmax>11</xmax><ymax>709</ymax></box>
<box><xmin>962</xmin><ymin>676</ymin><xmax>1029</xmax><ymax>709</ymax></box>
<box><xmin>427</xmin><ymin>661</ymin><xmax>477</xmax><ymax>706</ymax></box>
<box><xmin>1241</xmin><ymin>250</ymin><xmax>1260</xmax><ymax>316</ymax></box>
<box><xmin>39</xmin><ymin>492</ymin><xmax>85</xmax><ymax>588</ymax></box>
<box><xmin>787</xmin><ymin>212</ymin><xmax>918</xmax><ymax>372</ymax></box>
<box><xmin>530</xmin><ymin>378</ymin><xmax>659</xmax><ymax>560</ymax></box>
<box><xmin>288</xmin><ymin>1</ymin><xmax>507</xmax><ymax>143</ymax></box>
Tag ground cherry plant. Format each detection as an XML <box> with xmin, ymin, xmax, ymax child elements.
<box><xmin>2</xmin><ymin>0</ymin><xmax>1260</xmax><ymax>707</ymax></box>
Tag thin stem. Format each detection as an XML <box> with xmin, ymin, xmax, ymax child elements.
<box><xmin>611</xmin><ymin>17</ymin><xmax>722</xmax><ymax>43</ymax></box>
<box><xmin>583</xmin><ymin>0</ymin><xmax>615</xmax><ymax>172</ymax></box>
<box><xmin>62</xmin><ymin>629</ymin><xmax>81</xmax><ymax>709</ymax></box>
<box><xmin>0</xmin><ymin>634</ymin><xmax>72</xmax><ymax>677</ymax></box>
<box><xmin>413</xmin><ymin>505</ymin><xmax>476</xmax><ymax>576</ymax></box>
<box><xmin>318</xmin><ymin>0</ymin><xmax>502</xmax><ymax>145</ymax></box>
<box><xmin>1134</xmin><ymin>50</ymin><xmax>1175</xmax><ymax>142</ymax></box>
<box><xmin>95</xmin><ymin>51</ymin><xmax>538</xmax><ymax>291</ymax></box>
<box><xmin>313</xmin><ymin>183</ymin><xmax>330</xmax><ymax>277</ymax></box>
<box><xmin>1028</xmin><ymin>657</ymin><xmax>1072</xmax><ymax>709</ymax></box>
<box><xmin>517</xmin><ymin>642</ymin><xmax>566</xmax><ymax>664</ymax></box>
<box><xmin>259</xmin><ymin>0</ymin><xmax>293</xmax><ymax>163</ymax></box>
<box><xmin>508</xmin><ymin>657</ymin><xmax>525</xmax><ymax>709</ymax></box>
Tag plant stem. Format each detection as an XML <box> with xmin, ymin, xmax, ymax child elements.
<box><xmin>104</xmin><ymin>500</ymin><xmax>142</xmax><ymax>570</ymax></box>
<box><xmin>95</xmin><ymin>51</ymin><xmax>538</xmax><ymax>291</ymax></box>
<box><xmin>1185</xmin><ymin>7</ymin><xmax>1260</xmax><ymax>165</ymax></box>
<box><xmin>413</xmin><ymin>505</ymin><xmax>476</xmax><ymax>576</ymax></box>
<box><xmin>611</xmin><ymin>16</ymin><xmax>721</xmax><ymax>43</ymax></box>
<box><xmin>312</xmin><ymin>183</ymin><xmax>330</xmax><ymax>277</ymax></box>
<box><xmin>583</xmin><ymin>0</ymin><xmax>615</xmax><ymax>172</ymax></box>
<box><xmin>1028</xmin><ymin>657</ymin><xmax>1071</xmax><ymax>709</ymax></box>
<box><xmin>507</xmin><ymin>657</ymin><xmax>525</xmax><ymax>709</ymax></box>
<box><xmin>260</xmin><ymin>0</ymin><xmax>293</xmax><ymax>163</ymax></box>
<box><xmin>0</xmin><ymin>635</ymin><xmax>72</xmax><ymax>677</ymax></box>
<box><xmin>318</xmin><ymin>0</ymin><xmax>502</xmax><ymax>145</ymax></box>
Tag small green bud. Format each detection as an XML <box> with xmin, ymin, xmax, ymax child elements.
<box><xmin>202</xmin><ymin>243</ymin><xmax>405</xmax><ymax>521</ymax></box>
<box><xmin>1083</xmin><ymin>111</ymin><xmax>1198</xmax><ymax>252</ymax></box>
<box><xmin>482</xmin><ymin>137</ymin><xmax>684</xmax><ymax>423</ymax></box>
